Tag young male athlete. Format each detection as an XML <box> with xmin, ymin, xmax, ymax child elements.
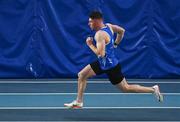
<box><xmin>64</xmin><ymin>11</ymin><xmax>163</xmax><ymax>108</ymax></box>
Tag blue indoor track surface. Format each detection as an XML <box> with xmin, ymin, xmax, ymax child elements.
<box><xmin>0</xmin><ymin>79</ymin><xmax>179</xmax><ymax>121</ymax></box>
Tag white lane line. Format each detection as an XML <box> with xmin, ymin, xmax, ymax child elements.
<box><xmin>0</xmin><ymin>81</ymin><xmax>179</xmax><ymax>83</ymax></box>
<box><xmin>0</xmin><ymin>80</ymin><xmax>179</xmax><ymax>84</ymax></box>
<box><xmin>0</xmin><ymin>93</ymin><xmax>179</xmax><ymax>95</ymax></box>
<box><xmin>0</xmin><ymin>107</ymin><xmax>179</xmax><ymax>109</ymax></box>
<box><xmin>0</xmin><ymin>121</ymin><xmax>178</xmax><ymax>122</ymax></box>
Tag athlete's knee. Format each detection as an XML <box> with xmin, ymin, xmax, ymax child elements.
<box><xmin>78</xmin><ymin>72</ymin><xmax>87</xmax><ymax>81</ymax></box>
<box><xmin>121</xmin><ymin>84</ymin><xmax>130</xmax><ymax>92</ymax></box>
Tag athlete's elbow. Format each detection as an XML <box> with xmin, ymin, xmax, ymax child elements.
<box><xmin>122</xmin><ymin>29</ymin><xmax>125</xmax><ymax>34</ymax></box>
<box><xmin>97</xmin><ymin>51</ymin><xmax>105</xmax><ymax>57</ymax></box>
<box><xmin>119</xmin><ymin>28</ymin><xmax>125</xmax><ymax>35</ymax></box>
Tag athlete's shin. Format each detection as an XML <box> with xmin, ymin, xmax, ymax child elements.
<box><xmin>76</xmin><ymin>76</ymin><xmax>87</xmax><ymax>103</ymax></box>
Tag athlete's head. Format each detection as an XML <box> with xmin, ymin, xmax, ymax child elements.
<box><xmin>88</xmin><ymin>11</ymin><xmax>103</xmax><ymax>31</ymax></box>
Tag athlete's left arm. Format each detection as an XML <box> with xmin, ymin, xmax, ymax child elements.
<box><xmin>86</xmin><ymin>32</ymin><xmax>105</xmax><ymax>57</ymax></box>
<box><xmin>95</xmin><ymin>31</ymin><xmax>106</xmax><ymax>57</ymax></box>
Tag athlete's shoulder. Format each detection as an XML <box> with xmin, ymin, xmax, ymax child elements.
<box><xmin>94</xmin><ymin>30</ymin><xmax>107</xmax><ymax>41</ymax></box>
<box><xmin>95</xmin><ymin>30</ymin><xmax>107</xmax><ymax>36</ymax></box>
<box><xmin>106</xmin><ymin>23</ymin><xmax>112</xmax><ymax>26</ymax></box>
<box><xmin>105</xmin><ymin>23</ymin><xmax>114</xmax><ymax>35</ymax></box>
<box><xmin>106</xmin><ymin>23</ymin><xmax>125</xmax><ymax>34</ymax></box>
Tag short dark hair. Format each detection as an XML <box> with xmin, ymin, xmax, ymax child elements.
<box><xmin>89</xmin><ymin>11</ymin><xmax>103</xmax><ymax>19</ymax></box>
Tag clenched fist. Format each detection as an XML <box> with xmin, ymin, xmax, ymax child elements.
<box><xmin>86</xmin><ymin>37</ymin><xmax>93</xmax><ymax>46</ymax></box>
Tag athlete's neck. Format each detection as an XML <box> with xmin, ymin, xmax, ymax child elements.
<box><xmin>96</xmin><ymin>23</ymin><xmax>105</xmax><ymax>31</ymax></box>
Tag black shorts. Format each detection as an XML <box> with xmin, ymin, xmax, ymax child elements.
<box><xmin>90</xmin><ymin>60</ymin><xmax>125</xmax><ymax>85</ymax></box>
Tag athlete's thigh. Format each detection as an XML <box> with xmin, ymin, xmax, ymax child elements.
<box><xmin>79</xmin><ymin>64</ymin><xmax>96</xmax><ymax>78</ymax></box>
<box><xmin>116</xmin><ymin>78</ymin><xmax>128</xmax><ymax>90</ymax></box>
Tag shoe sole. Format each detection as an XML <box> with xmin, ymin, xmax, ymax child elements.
<box><xmin>155</xmin><ymin>85</ymin><xmax>163</xmax><ymax>102</ymax></box>
<box><xmin>158</xmin><ymin>93</ymin><xmax>164</xmax><ymax>102</ymax></box>
<box><xmin>64</xmin><ymin>104</ymin><xmax>82</xmax><ymax>109</ymax></box>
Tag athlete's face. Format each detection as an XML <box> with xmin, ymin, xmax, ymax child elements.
<box><xmin>88</xmin><ymin>18</ymin><xmax>101</xmax><ymax>30</ymax></box>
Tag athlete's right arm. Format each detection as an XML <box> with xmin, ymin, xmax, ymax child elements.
<box><xmin>107</xmin><ymin>23</ymin><xmax>125</xmax><ymax>46</ymax></box>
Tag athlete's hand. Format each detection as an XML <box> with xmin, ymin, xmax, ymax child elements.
<box><xmin>113</xmin><ymin>42</ymin><xmax>118</xmax><ymax>48</ymax></box>
<box><xmin>86</xmin><ymin>37</ymin><xmax>93</xmax><ymax>46</ymax></box>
